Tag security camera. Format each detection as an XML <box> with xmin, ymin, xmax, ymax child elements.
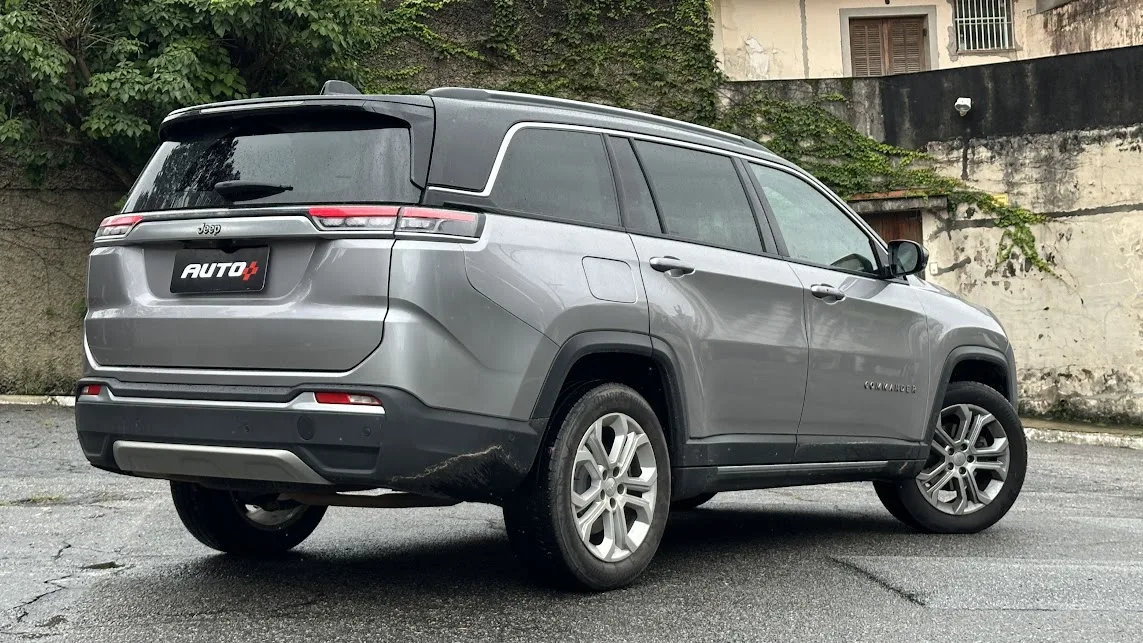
<box><xmin>955</xmin><ymin>97</ymin><xmax>972</xmax><ymax>117</ymax></box>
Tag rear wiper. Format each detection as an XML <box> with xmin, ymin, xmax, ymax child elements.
<box><xmin>213</xmin><ymin>180</ymin><xmax>293</xmax><ymax>201</ymax></box>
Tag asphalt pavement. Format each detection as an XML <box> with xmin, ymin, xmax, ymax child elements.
<box><xmin>2</xmin><ymin>405</ymin><xmax>1141</xmax><ymax>642</ymax></box>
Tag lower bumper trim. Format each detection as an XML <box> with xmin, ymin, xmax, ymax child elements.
<box><xmin>112</xmin><ymin>441</ymin><xmax>331</xmax><ymax>486</ymax></box>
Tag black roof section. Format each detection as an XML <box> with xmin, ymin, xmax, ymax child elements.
<box><xmin>427</xmin><ymin>87</ymin><xmax>771</xmax><ymax>155</ymax></box>
<box><xmin>156</xmin><ymin>82</ymin><xmax>785</xmax><ymax>191</ymax></box>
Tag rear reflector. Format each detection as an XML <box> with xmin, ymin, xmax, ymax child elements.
<box><xmin>79</xmin><ymin>384</ymin><xmax>103</xmax><ymax>397</ymax></box>
<box><xmin>96</xmin><ymin>214</ymin><xmax>144</xmax><ymax>239</ymax></box>
<box><xmin>314</xmin><ymin>392</ymin><xmax>382</xmax><ymax>406</ymax></box>
<box><xmin>309</xmin><ymin>206</ymin><xmax>480</xmax><ymax>238</ymax></box>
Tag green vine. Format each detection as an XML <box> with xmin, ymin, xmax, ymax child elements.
<box><xmin>366</xmin><ymin>1</ymin><xmax>1049</xmax><ymax>272</ymax></box>
<box><xmin>715</xmin><ymin>92</ymin><xmax>1049</xmax><ymax>272</ymax></box>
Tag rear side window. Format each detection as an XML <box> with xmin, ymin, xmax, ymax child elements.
<box><xmin>490</xmin><ymin>129</ymin><xmax>619</xmax><ymax>227</ymax></box>
<box><xmin>634</xmin><ymin>141</ymin><xmax>762</xmax><ymax>253</ymax></box>
<box><xmin>125</xmin><ymin>114</ymin><xmax>418</xmax><ymax>213</ymax></box>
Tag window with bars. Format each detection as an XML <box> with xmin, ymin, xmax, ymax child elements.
<box><xmin>955</xmin><ymin>0</ymin><xmax>1014</xmax><ymax>51</ymax></box>
<box><xmin>849</xmin><ymin>18</ymin><xmax>928</xmax><ymax>77</ymax></box>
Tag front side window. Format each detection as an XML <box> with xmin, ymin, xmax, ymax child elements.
<box><xmin>491</xmin><ymin>129</ymin><xmax>619</xmax><ymax>227</ymax></box>
<box><xmin>750</xmin><ymin>164</ymin><xmax>879</xmax><ymax>275</ymax></box>
<box><xmin>954</xmin><ymin>0</ymin><xmax>1014</xmax><ymax>52</ymax></box>
<box><xmin>634</xmin><ymin>141</ymin><xmax>762</xmax><ymax>254</ymax></box>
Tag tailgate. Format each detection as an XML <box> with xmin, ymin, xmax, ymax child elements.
<box><xmin>85</xmin><ymin>103</ymin><xmax>428</xmax><ymax>371</ymax></box>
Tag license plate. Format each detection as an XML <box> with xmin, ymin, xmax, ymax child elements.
<box><xmin>170</xmin><ymin>247</ymin><xmax>270</xmax><ymax>294</ymax></box>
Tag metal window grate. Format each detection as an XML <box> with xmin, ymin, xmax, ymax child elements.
<box><xmin>955</xmin><ymin>0</ymin><xmax>1014</xmax><ymax>51</ymax></box>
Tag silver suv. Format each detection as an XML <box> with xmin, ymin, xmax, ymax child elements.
<box><xmin>75</xmin><ymin>84</ymin><xmax>1026</xmax><ymax>591</ymax></box>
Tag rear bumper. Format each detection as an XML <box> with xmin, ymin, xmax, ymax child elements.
<box><xmin>74</xmin><ymin>381</ymin><xmax>544</xmax><ymax>502</ymax></box>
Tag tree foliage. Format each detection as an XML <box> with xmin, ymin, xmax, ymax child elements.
<box><xmin>0</xmin><ymin>0</ymin><xmax>381</xmax><ymax>187</ymax></box>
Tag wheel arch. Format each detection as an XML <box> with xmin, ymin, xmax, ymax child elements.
<box><xmin>923</xmin><ymin>345</ymin><xmax>1017</xmax><ymax>449</ymax></box>
<box><xmin>529</xmin><ymin>331</ymin><xmax>688</xmax><ymax>466</ymax></box>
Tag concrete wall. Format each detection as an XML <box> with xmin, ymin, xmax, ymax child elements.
<box><xmin>714</xmin><ymin>0</ymin><xmax>1143</xmax><ymax>81</ymax></box>
<box><xmin>727</xmin><ymin>46</ymin><xmax>1143</xmax><ymax>151</ymax></box>
<box><xmin>1025</xmin><ymin>0</ymin><xmax>1143</xmax><ymax>57</ymax></box>
<box><xmin>921</xmin><ymin>127</ymin><xmax>1143</xmax><ymax>423</ymax></box>
<box><xmin>0</xmin><ymin>163</ymin><xmax>119</xmax><ymax>393</ymax></box>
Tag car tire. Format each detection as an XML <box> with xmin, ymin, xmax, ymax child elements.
<box><xmin>872</xmin><ymin>481</ymin><xmax>923</xmax><ymax>529</ymax></box>
<box><xmin>170</xmin><ymin>482</ymin><xmax>326</xmax><ymax>555</ymax></box>
<box><xmin>876</xmin><ymin>381</ymin><xmax>1027</xmax><ymax>534</ymax></box>
<box><xmin>503</xmin><ymin>383</ymin><xmax>671</xmax><ymax>591</ymax></box>
<box><xmin>671</xmin><ymin>492</ymin><xmax>716</xmax><ymax>511</ymax></box>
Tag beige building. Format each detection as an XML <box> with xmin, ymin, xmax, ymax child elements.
<box><xmin>714</xmin><ymin>0</ymin><xmax>1143</xmax><ymax>80</ymax></box>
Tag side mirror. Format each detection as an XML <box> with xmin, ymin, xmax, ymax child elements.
<box><xmin>885</xmin><ymin>240</ymin><xmax>928</xmax><ymax>278</ymax></box>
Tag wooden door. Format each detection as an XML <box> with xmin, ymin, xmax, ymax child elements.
<box><xmin>859</xmin><ymin>211</ymin><xmax>923</xmax><ymax>244</ymax></box>
<box><xmin>850</xmin><ymin>18</ymin><xmax>928</xmax><ymax>77</ymax></box>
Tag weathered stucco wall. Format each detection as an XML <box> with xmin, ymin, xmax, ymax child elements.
<box><xmin>714</xmin><ymin>0</ymin><xmax>1142</xmax><ymax>81</ymax></box>
<box><xmin>0</xmin><ymin>163</ymin><xmax>119</xmax><ymax>393</ymax></box>
<box><xmin>922</xmin><ymin>127</ymin><xmax>1143</xmax><ymax>423</ymax></box>
<box><xmin>1025</xmin><ymin>0</ymin><xmax>1143</xmax><ymax>57</ymax></box>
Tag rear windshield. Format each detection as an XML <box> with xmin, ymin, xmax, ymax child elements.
<box><xmin>124</xmin><ymin>114</ymin><xmax>418</xmax><ymax>213</ymax></box>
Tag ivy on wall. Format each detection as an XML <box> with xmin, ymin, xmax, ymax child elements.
<box><xmin>363</xmin><ymin>0</ymin><xmax>1048</xmax><ymax>272</ymax></box>
<box><xmin>716</xmin><ymin>92</ymin><xmax>1050</xmax><ymax>271</ymax></box>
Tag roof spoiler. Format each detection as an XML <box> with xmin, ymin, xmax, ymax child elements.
<box><xmin>321</xmin><ymin>80</ymin><xmax>362</xmax><ymax>96</ymax></box>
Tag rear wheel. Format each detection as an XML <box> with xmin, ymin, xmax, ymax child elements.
<box><xmin>503</xmin><ymin>383</ymin><xmax>671</xmax><ymax>591</ymax></box>
<box><xmin>875</xmin><ymin>381</ymin><xmax>1027</xmax><ymax>533</ymax></box>
<box><xmin>170</xmin><ymin>482</ymin><xmax>326</xmax><ymax>555</ymax></box>
<box><xmin>672</xmin><ymin>492</ymin><xmax>716</xmax><ymax>511</ymax></box>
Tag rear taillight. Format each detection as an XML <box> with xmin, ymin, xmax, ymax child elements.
<box><xmin>308</xmin><ymin>206</ymin><xmax>400</xmax><ymax>230</ymax></box>
<box><xmin>96</xmin><ymin>214</ymin><xmax>144</xmax><ymax>239</ymax></box>
<box><xmin>314</xmin><ymin>392</ymin><xmax>383</xmax><ymax>406</ymax></box>
<box><xmin>308</xmin><ymin>206</ymin><xmax>480</xmax><ymax>238</ymax></box>
<box><xmin>78</xmin><ymin>384</ymin><xmax>103</xmax><ymax>397</ymax></box>
<box><xmin>396</xmin><ymin>207</ymin><xmax>480</xmax><ymax>237</ymax></box>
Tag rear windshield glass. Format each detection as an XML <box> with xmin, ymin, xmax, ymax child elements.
<box><xmin>124</xmin><ymin>114</ymin><xmax>418</xmax><ymax>213</ymax></box>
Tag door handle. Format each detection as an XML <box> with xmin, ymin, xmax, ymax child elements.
<box><xmin>810</xmin><ymin>284</ymin><xmax>846</xmax><ymax>302</ymax></box>
<box><xmin>649</xmin><ymin>256</ymin><xmax>695</xmax><ymax>276</ymax></box>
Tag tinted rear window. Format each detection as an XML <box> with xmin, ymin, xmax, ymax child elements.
<box><xmin>124</xmin><ymin>115</ymin><xmax>418</xmax><ymax>213</ymax></box>
<box><xmin>634</xmin><ymin>141</ymin><xmax>762</xmax><ymax>254</ymax></box>
<box><xmin>490</xmin><ymin>129</ymin><xmax>620</xmax><ymax>227</ymax></box>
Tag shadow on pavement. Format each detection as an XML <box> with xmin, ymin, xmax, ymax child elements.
<box><xmin>70</xmin><ymin>505</ymin><xmax>917</xmax><ymax>625</ymax></box>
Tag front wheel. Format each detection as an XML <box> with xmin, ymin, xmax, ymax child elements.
<box><xmin>170</xmin><ymin>482</ymin><xmax>327</xmax><ymax>555</ymax></box>
<box><xmin>875</xmin><ymin>381</ymin><xmax>1027</xmax><ymax>533</ymax></box>
<box><xmin>503</xmin><ymin>383</ymin><xmax>671</xmax><ymax>591</ymax></box>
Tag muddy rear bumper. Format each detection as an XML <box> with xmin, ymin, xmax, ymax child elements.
<box><xmin>74</xmin><ymin>380</ymin><xmax>544</xmax><ymax>502</ymax></box>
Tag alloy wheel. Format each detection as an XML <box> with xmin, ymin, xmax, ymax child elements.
<box><xmin>233</xmin><ymin>496</ymin><xmax>307</xmax><ymax>530</ymax></box>
<box><xmin>570</xmin><ymin>412</ymin><xmax>658</xmax><ymax>562</ymax></box>
<box><xmin>916</xmin><ymin>403</ymin><xmax>1011</xmax><ymax>515</ymax></box>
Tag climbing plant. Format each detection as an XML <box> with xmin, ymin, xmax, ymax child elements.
<box><xmin>715</xmin><ymin>92</ymin><xmax>1049</xmax><ymax>271</ymax></box>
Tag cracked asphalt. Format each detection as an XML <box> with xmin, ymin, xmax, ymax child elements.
<box><xmin>2</xmin><ymin>405</ymin><xmax>1142</xmax><ymax>642</ymax></box>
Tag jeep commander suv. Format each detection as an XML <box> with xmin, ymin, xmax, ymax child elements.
<box><xmin>75</xmin><ymin>83</ymin><xmax>1026</xmax><ymax>590</ymax></box>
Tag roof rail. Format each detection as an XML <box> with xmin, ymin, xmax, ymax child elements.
<box><xmin>426</xmin><ymin>87</ymin><xmax>770</xmax><ymax>154</ymax></box>
<box><xmin>321</xmin><ymin>80</ymin><xmax>362</xmax><ymax>96</ymax></box>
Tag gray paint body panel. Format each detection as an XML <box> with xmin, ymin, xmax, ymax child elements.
<box><xmin>630</xmin><ymin>235</ymin><xmax>808</xmax><ymax>443</ymax></box>
<box><xmin>86</xmin><ymin>238</ymin><xmax>392</xmax><ymax>371</ymax></box>
<box><xmin>787</xmin><ymin>264</ymin><xmax>932</xmax><ymax>442</ymax></box>
<box><xmin>463</xmin><ymin>215</ymin><xmax>649</xmax><ymax>347</ymax></box>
